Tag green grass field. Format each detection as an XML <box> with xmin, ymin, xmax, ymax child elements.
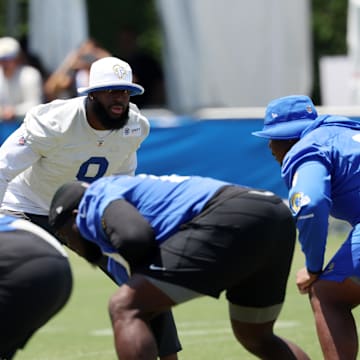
<box><xmin>15</xmin><ymin>224</ymin><xmax>353</xmax><ymax>359</ymax></box>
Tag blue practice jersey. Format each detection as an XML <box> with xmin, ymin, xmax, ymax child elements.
<box><xmin>282</xmin><ymin>115</ymin><xmax>360</xmax><ymax>272</ymax></box>
<box><xmin>76</xmin><ymin>174</ymin><xmax>230</xmax><ymax>284</ymax></box>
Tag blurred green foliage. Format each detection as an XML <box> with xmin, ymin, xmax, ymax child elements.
<box><xmin>87</xmin><ymin>0</ymin><xmax>163</xmax><ymax>62</ymax></box>
<box><xmin>0</xmin><ymin>0</ymin><xmax>29</xmax><ymax>38</ymax></box>
<box><xmin>311</xmin><ymin>0</ymin><xmax>348</xmax><ymax>103</ymax></box>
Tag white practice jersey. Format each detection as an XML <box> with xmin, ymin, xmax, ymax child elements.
<box><xmin>0</xmin><ymin>96</ymin><xmax>150</xmax><ymax>214</ymax></box>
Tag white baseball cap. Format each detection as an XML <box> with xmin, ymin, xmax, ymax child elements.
<box><xmin>77</xmin><ymin>56</ymin><xmax>144</xmax><ymax>96</ymax></box>
<box><xmin>0</xmin><ymin>37</ymin><xmax>20</xmax><ymax>60</ymax></box>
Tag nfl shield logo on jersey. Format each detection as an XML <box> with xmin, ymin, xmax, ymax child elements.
<box><xmin>18</xmin><ymin>136</ymin><xmax>26</xmax><ymax>145</ymax></box>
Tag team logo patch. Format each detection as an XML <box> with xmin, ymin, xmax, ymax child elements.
<box><xmin>123</xmin><ymin>125</ymin><xmax>142</xmax><ymax>137</ymax></box>
<box><xmin>113</xmin><ymin>64</ymin><xmax>129</xmax><ymax>81</ymax></box>
<box><xmin>18</xmin><ymin>136</ymin><xmax>26</xmax><ymax>145</ymax></box>
<box><xmin>322</xmin><ymin>261</ymin><xmax>335</xmax><ymax>275</ymax></box>
<box><xmin>306</xmin><ymin>105</ymin><xmax>313</xmax><ymax>113</ymax></box>
<box><xmin>55</xmin><ymin>205</ymin><xmax>64</xmax><ymax>215</ymax></box>
<box><xmin>289</xmin><ymin>192</ymin><xmax>310</xmax><ymax>214</ymax></box>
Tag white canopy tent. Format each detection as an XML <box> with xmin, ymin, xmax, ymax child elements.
<box><xmin>347</xmin><ymin>0</ymin><xmax>360</xmax><ymax>104</ymax></box>
<box><xmin>27</xmin><ymin>0</ymin><xmax>312</xmax><ymax>112</ymax></box>
<box><xmin>28</xmin><ymin>0</ymin><xmax>88</xmax><ymax>73</ymax></box>
<box><xmin>155</xmin><ymin>0</ymin><xmax>313</xmax><ymax>112</ymax></box>
<box><xmin>320</xmin><ymin>0</ymin><xmax>360</xmax><ymax>106</ymax></box>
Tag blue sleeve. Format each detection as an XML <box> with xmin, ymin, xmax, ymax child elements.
<box><xmin>107</xmin><ymin>258</ymin><xmax>129</xmax><ymax>285</ymax></box>
<box><xmin>288</xmin><ymin>161</ymin><xmax>332</xmax><ymax>273</ymax></box>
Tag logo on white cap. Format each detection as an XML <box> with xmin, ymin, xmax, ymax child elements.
<box><xmin>113</xmin><ymin>64</ymin><xmax>130</xmax><ymax>81</ymax></box>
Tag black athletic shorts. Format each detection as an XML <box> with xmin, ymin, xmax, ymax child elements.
<box><xmin>139</xmin><ymin>185</ymin><xmax>296</xmax><ymax>308</ymax></box>
<box><xmin>23</xmin><ymin>212</ymin><xmax>182</xmax><ymax>357</ymax></box>
<box><xmin>0</xmin><ymin>224</ymin><xmax>72</xmax><ymax>358</ymax></box>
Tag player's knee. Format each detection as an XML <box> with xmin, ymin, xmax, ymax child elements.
<box><xmin>235</xmin><ymin>333</ymin><xmax>272</xmax><ymax>356</ymax></box>
<box><xmin>231</xmin><ymin>319</ymin><xmax>275</xmax><ymax>354</ymax></box>
<box><xmin>108</xmin><ymin>286</ymin><xmax>137</xmax><ymax>323</ymax></box>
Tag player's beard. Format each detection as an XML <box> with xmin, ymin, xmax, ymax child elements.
<box><xmin>91</xmin><ymin>97</ymin><xmax>130</xmax><ymax>130</ymax></box>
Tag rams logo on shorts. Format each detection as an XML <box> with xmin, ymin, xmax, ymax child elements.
<box><xmin>290</xmin><ymin>192</ymin><xmax>310</xmax><ymax>215</ymax></box>
<box><xmin>322</xmin><ymin>261</ymin><xmax>335</xmax><ymax>275</ymax></box>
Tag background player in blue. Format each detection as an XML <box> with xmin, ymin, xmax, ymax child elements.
<box><xmin>48</xmin><ymin>174</ymin><xmax>310</xmax><ymax>360</ymax></box>
<box><xmin>0</xmin><ymin>214</ymin><xmax>72</xmax><ymax>359</ymax></box>
<box><xmin>253</xmin><ymin>94</ymin><xmax>360</xmax><ymax>360</ymax></box>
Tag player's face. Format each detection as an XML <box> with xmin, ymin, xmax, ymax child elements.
<box><xmin>268</xmin><ymin>139</ymin><xmax>297</xmax><ymax>164</ymax></box>
<box><xmin>56</xmin><ymin>214</ymin><xmax>102</xmax><ymax>264</ymax></box>
<box><xmin>90</xmin><ymin>89</ymin><xmax>131</xmax><ymax>130</ymax></box>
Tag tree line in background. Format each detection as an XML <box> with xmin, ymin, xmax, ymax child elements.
<box><xmin>0</xmin><ymin>0</ymin><xmax>349</xmax><ymax>105</ymax></box>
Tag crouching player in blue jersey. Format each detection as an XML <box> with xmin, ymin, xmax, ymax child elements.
<box><xmin>48</xmin><ymin>174</ymin><xmax>310</xmax><ymax>360</ymax></box>
<box><xmin>0</xmin><ymin>215</ymin><xmax>72</xmax><ymax>359</ymax></box>
<box><xmin>253</xmin><ymin>94</ymin><xmax>360</xmax><ymax>360</ymax></box>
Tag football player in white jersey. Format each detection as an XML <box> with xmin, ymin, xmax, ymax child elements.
<box><xmin>0</xmin><ymin>56</ymin><xmax>181</xmax><ymax>360</ymax></box>
<box><xmin>0</xmin><ymin>56</ymin><xmax>149</xmax><ymax>220</ymax></box>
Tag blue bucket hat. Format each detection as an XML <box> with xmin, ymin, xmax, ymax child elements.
<box><xmin>252</xmin><ymin>95</ymin><xmax>318</xmax><ymax>139</ymax></box>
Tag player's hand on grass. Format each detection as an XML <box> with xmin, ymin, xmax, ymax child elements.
<box><xmin>296</xmin><ymin>267</ymin><xmax>319</xmax><ymax>294</ymax></box>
